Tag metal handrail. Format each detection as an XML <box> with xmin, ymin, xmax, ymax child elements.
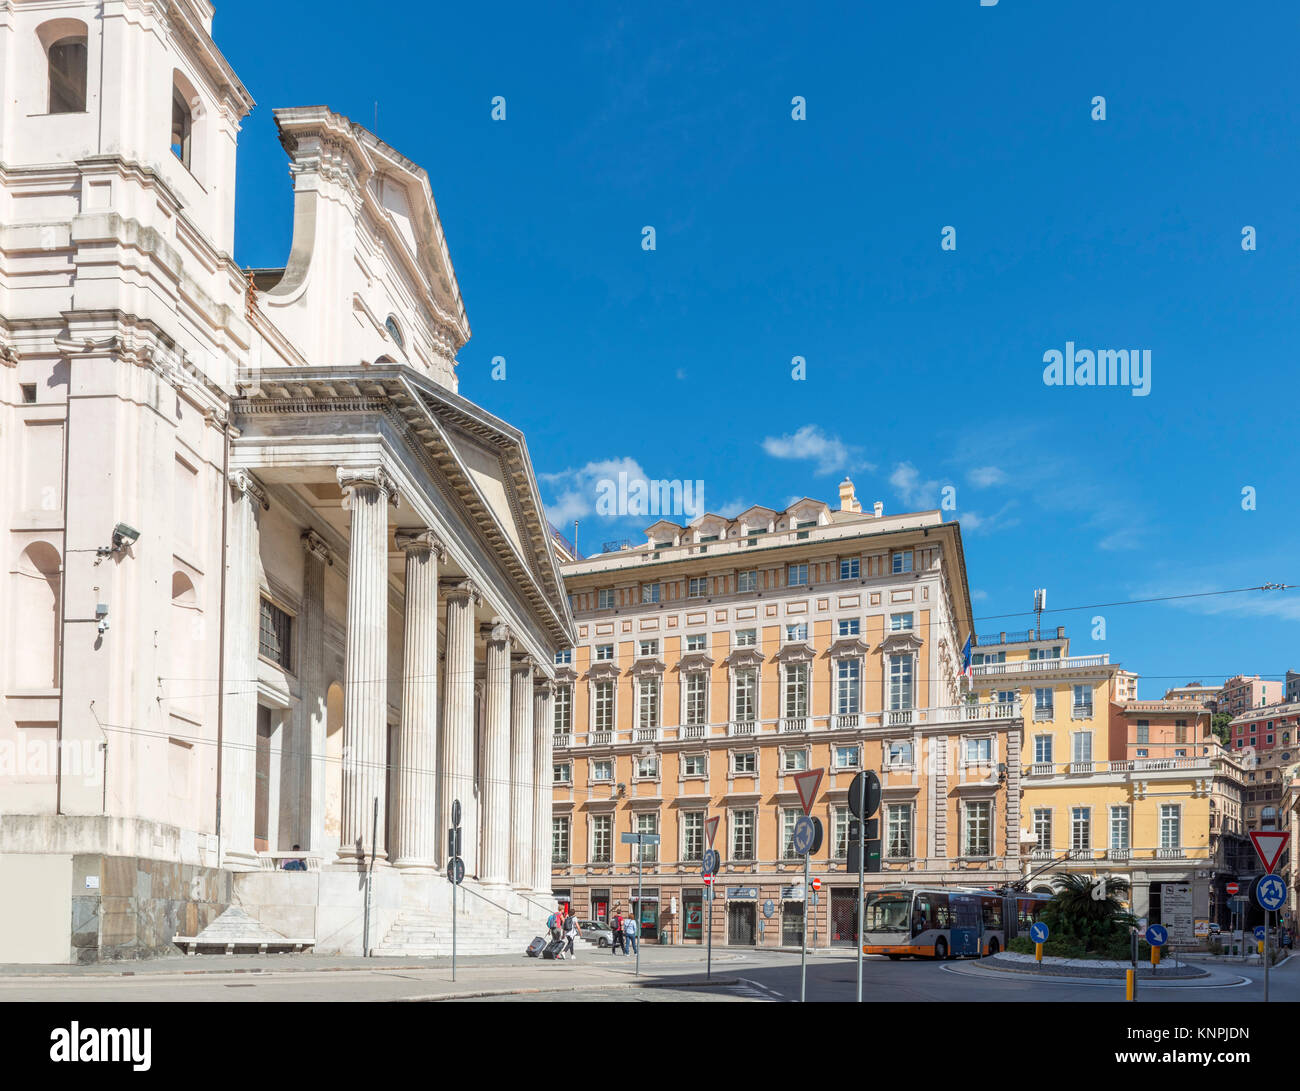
<box><xmin>517</xmin><ymin>892</ymin><xmax>555</xmax><ymax>919</ymax></box>
<box><xmin>456</xmin><ymin>881</ymin><xmax>519</xmax><ymax>936</ymax></box>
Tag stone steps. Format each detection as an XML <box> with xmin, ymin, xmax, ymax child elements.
<box><xmin>375</xmin><ymin>905</ymin><xmax>551</xmax><ymax>957</ymax></box>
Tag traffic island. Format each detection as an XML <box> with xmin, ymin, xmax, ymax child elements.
<box><xmin>982</xmin><ymin>952</ymin><xmax>1209</xmax><ymax>980</ymax></box>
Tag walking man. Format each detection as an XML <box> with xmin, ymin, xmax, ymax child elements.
<box><xmin>623</xmin><ymin>913</ymin><xmax>638</xmax><ymax>955</ymax></box>
<box><xmin>611</xmin><ymin>910</ymin><xmax>624</xmax><ymax>955</ymax></box>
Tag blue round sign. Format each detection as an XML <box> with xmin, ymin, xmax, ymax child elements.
<box><xmin>1029</xmin><ymin>921</ymin><xmax>1049</xmax><ymax>944</ymax></box>
<box><xmin>791</xmin><ymin>815</ymin><xmax>816</xmax><ymax>856</ymax></box>
<box><xmin>1255</xmin><ymin>874</ymin><xmax>1288</xmax><ymax>912</ymax></box>
<box><xmin>1254</xmin><ymin>925</ymin><xmax>1267</xmax><ymax>942</ymax></box>
<box><xmin>1145</xmin><ymin>924</ymin><xmax>1168</xmax><ymax>947</ymax></box>
<box><xmin>702</xmin><ymin>848</ymin><xmax>720</xmax><ymax>876</ymax></box>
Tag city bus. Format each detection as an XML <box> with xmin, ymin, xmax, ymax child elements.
<box><xmin>861</xmin><ymin>887</ymin><xmax>1053</xmax><ymax>960</ymax></box>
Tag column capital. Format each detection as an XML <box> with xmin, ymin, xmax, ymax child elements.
<box><xmin>300</xmin><ymin>529</ymin><xmax>334</xmax><ymax>565</ymax></box>
<box><xmin>482</xmin><ymin>620</ymin><xmax>512</xmax><ymax>646</ymax></box>
<box><xmin>395</xmin><ymin>527</ymin><xmax>446</xmax><ymax>561</ymax></box>
<box><xmin>229</xmin><ymin>468</ymin><xmax>269</xmax><ymax>509</ymax></box>
<box><xmin>534</xmin><ymin>678</ymin><xmax>557</xmax><ymax>698</ymax></box>
<box><xmin>511</xmin><ymin>654</ymin><xmax>537</xmax><ymax>676</ymax></box>
<box><xmin>337</xmin><ymin>464</ymin><xmax>400</xmax><ymax>507</ymax></box>
<box><xmin>440</xmin><ymin>577</ymin><xmax>481</xmax><ymax>606</ymax></box>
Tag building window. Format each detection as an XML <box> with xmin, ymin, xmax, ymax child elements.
<box><xmin>965</xmin><ymin>736</ymin><xmax>993</xmax><ymax>764</ymax></box>
<box><xmin>48</xmin><ymin>34</ymin><xmax>88</xmax><ymax>114</ymax></box>
<box><xmin>1160</xmin><ymin>805</ymin><xmax>1181</xmax><ymax>850</ymax></box>
<box><xmin>964</xmin><ymin>800</ymin><xmax>993</xmax><ymax>857</ymax></box>
<box><xmin>1136</xmin><ymin>720</ymin><xmax>1149</xmax><ymax>744</ymax></box>
<box><xmin>732</xmin><ymin>751</ymin><xmax>756</xmax><ymax>775</ymax></box>
<box><xmin>554</xmin><ymin>685</ymin><xmax>573</xmax><ymax>734</ymax></box>
<box><xmin>638</xmin><ymin>678</ymin><xmax>660</xmax><ymax>731</ymax></box>
<box><xmin>597</xmin><ymin>589</ymin><xmax>615</xmax><ymax>609</ymax></box>
<box><xmin>886</xmin><ymin>739</ymin><xmax>913</xmax><ymax>767</ymax></box>
<box><xmin>889</xmin><ymin>612</ymin><xmax>914</xmax><ymax>632</ymax></box>
<box><xmin>781</xmin><ymin>810</ymin><xmax>801</xmax><ymax>859</ymax></box>
<box><xmin>886</xmin><ymin>803</ymin><xmax>913</xmax><ymax>858</ymax></box>
<box><xmin>733</xmin><ymin>668</ymin><xmax>757</xmax><ymax>721</ymax></box>
<box><xmin>785</xmin><ymin>622</ymin><xmax>808</xmax><ymax>642</ymax></box>
<box><xmin>170</xmin><ymin>83</ymin><xmax>193</xmax><ymax>168</ymax></box>
<box><xmin>592</xmin><ymin>759</ymin><xmax>613</xmax><ymax>782</ymax></box>
<box><xmin>1110</xmin><ymin>806</ymin><xmax>1130</xmax><ymax>852</ymax></box>
<box><xmin>688</xmin><ymin>576</ymin><xmax>708</xmax><ymax>599</ymax></box>
<box><xmin>682</xmin><ymin>754</ymin><xmax>706</xmax><ymax>778</ymax></box>
<box><xmin>1033</xmin><ymin>808</ymin><xmax>1052</xmax><ymax>851</ymax></box>
<box><xmin>685</xmin><ymin>672</ymin><xmax>708</xmax><ymax>726</ymax></box>
<box><xmin>641</xmin><ymin>583</ymin><xmax>660</xmax><ymax>604</ymax></box>
<box><xmin>635</xmin><ymin>812</ymin><xmax>659</xmax><ymax>861</ymax></box>
<box><xmin>836</xmin><ymin>659</ymin><xmax>861</xmax><ymax>715</ymax></box>
<box><xmin>638</xmin><ymin>638</ymin><xmax>659</xmax><ymax>657</ymax></box>
<box><xmin>1175</xmin><ymin>720</ymin><xmax>1187</xmax><ymax>743</ymax></box>
<box><xmin>384</xmin><ymin>315</ymin><xmax>405</xmax><ymax>351</ymax></box>
<box><xmin>737</xmin><ymin>570</ymin><xmax>758</xmax><ymax>592</ymax></box>
<box><xmin>635</xmin><ymin>753</ymin><xmax>659</xmax><ymax>779</ymax></box>
<box><xmin>552</xmin><ymin>817</ymin><xmax>570</xmax><ymax>864</ymax></box>
<box><xmin>553</xmin><ymin>762</ymin><xmax>572</xmax><ymax>785</ymax></box>
<box><xmin>1033</xmin><ymin>734</ymin><xmax>1053</xmax><ymax>764</ymax></box>
<box><xmin>1034</xmin><ymin>687</ymin><xmax>1054</xmax><ymax>715</ymax></box>
<box><xmin>682</xmin><ymin>811</ymin><xmax>704</xmax><ymax>861</ymax></box>
<box><xmin>595</xmin><ymin>643</ymin><xmax>614</xmax><ymax>661</ymax></box>
<box><xmin>784</xmin><ymin>663</ymin><xmax>810</xmax><ymax>718</ymax></box>
<box><xmin>591</xmin><ymin>814</ymin><xmax>611</xmax><ymax>863</ymax></box>
<box><xmin>839</xmin><ymin>557</ymin><xmax>860</xmax><ymax>580</ymax></box>
<box><xmin>891</xmin><ymin>551</ymin><xmax>913</xmax><ymax>574</ymax></box>
<box><xmin>594</xmin><ymin>680</ymin><xmax>614</xmax><ymax>732</ymax></box>
<box><xmin>1072</xmin><ymin>684</ymin><xmax>1091</xmax><ymax>715</ymax></box>
<box><xmin>1071</xmin><ymin>732</ymin><xmax>1093</xmax><ymax>764</ymax></box>
<box><xmin>554</xmin><ymin>648</ymin><xmax>572</xmax><ymax>665</ymax></box>
<box><xmin>1070</xmin><ymin>807</ymin><xmax>1091</xmax><ymax>852</ymax></box>
<box><xmin>685</xmin><ymin>633</ymin><xmax>707</xmax><ymax>652</ymax></box>
<box><xmin>837</xmin><ymin>617</ymin><xmax>860</xmax><ymax>636</ymax></box>
<box><xmin>833</xmin><ymin>807</ymin><xmax>851</xmax><ymax>858</ymax></box>
<box><xmin>1136</xmin><ymin>748</ymin><xmax>1148</xmax><ymax>757</ymax></box>
<box><xmin>782</xmin><ymin>748</ymin><xmax>808</xmax><ymax>772</ymax></box>
<box><xmin>731</xmin><ymin>810</ymin><xmax>755</xmax><ymax>861</ymax></box>
<box><xmin>834</xmin><ymin>745</ymin><xmax>860</xmax><ymax>769</ymax></box>
<box><xmin>734</xmin><ymin>628</ymin><xmax>757</xmax><ymax>647</ymax></box>
<box><xmin>258</xmin><ymin>598</ymin><xmax>292</xmax><ymax>670</ymax></box>
<box><xmin>888</xmin><ymin>654</ymin><xmax>914</xmax><ymax>710</ymax></box>
<box><xmin>788</xmin><ymin>563</ymin><xmax>809</xmax><ymax>587</ymax></box>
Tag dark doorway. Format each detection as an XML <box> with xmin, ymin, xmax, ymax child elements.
<box><xmin>831</xmin><ymin>888</ymin><xmax>859</xmax><ymax>946</ymax></box>
<box><xmin>728</xmin><ymin>902</ymin><xmax>756</xmax><ymax>945</ymax></box>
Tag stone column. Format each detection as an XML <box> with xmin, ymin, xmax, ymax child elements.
<box><xmin>297</xmin><ymin>530</ymin><xmax>331</xmax><ymax>851</ymax></box>
<box><xmin>337</xmin><ymin>465</ymin><xmax>398</xmax><ymax>865</ymax></box>
<box><xmin>391</xmin><ymin>529</ymin><xmax>443</xmax><ymax>869</ymax></box>
<box><xmin>220</xmin><ymin>470</ymin><xmax>266</xmax><ymax>867</ymax></box>
<box><xmin>480</xmin><ymin>621</ymin><xmax>513</xmax><ymax>887</ymax></box>
<box><xmin>440</xmin><ymin>579</ymin><xmax>480</xmax><ymax>875</ymax></box>
<box><xmin>532</xmin><ymin>680</ymin><xmax>556</xmax><ymax>896</ymax></box>
<box><xmin>509</xmin><ymin>656</ymin><xmax>535</xmax><ymax>889</ymax></box>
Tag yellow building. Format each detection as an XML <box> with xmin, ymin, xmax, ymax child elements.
<box><xmin>971</xmin><ymin>630</ymin><xmax>1245</xmax><ymax>926</ymax></box>
<box><xmin>550</xmin><ymin>482</ymin><xmax>1025</xmax><ymax>948</ymax></box>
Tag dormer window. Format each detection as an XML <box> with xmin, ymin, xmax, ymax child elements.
<box><xmin>385</xmin><ymin>316</ymin><xmax>405</xmax><ymax>351</ymax></box>
<box><xmin>171</xmin><ymin>85</ymin><xmax>193</xmax><ymax>167</ymax></box>
<box><xmin>48</xmin><ymin>35</ymin><xmax>87</xmax><ymax>113</ymax></box>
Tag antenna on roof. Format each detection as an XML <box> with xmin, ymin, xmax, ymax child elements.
<box><xmin>1032</xmin><ymin>588</ymin><xmax>1047</xmax><ymax>640</ymax></box>
<box><xmin>374</xmin><ymin>101</ymin><xmax>379</xmax><ymax>134</ymax></box>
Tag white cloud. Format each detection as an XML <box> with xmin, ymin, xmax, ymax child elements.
<box><xmin>761</xmin><ymin>425</ymin><xmax>871</xmax><ymax>476</ymax></box>
<box><xmin>889</xmin><ymin>461</ymin><xmax>943</xmax><ymax>509</ymax></box>
<box><xmin>968</xmin><ymin>465</ymin><xmax>1007</xmax><ymax>488</ymax></box>
<box><xmin>970</xmin><ymin>589</ymin><xmax>989</xmax><ymax>602</ymax></box>
<box><xmin>538</xmin><ymin>456</ymin><xmax>647</xmax><ymax>526</ymax></box>
<box><xmin>1098</xmin><ymin>528</ymin><xmax>1142</xmax><ymax>552</ymax></box>
<box><xmin>958</xmin><ymin>501</ymin><xmax>1020</xmax><ymax>536</ymax></box>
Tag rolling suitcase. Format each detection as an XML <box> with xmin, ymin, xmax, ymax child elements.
<box><xmin>525</xmin><ymin>935</ymin><xmax>546</xmax><ymax>958</ymax></box>
<box><xmin>542</xmin><ymin>938</ymin><xmax>566</xmax><ymax>960</ymax></box>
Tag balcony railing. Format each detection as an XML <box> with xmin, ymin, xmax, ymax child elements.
<box><xmin>1033</xmin><ymin>706</ymin><xmax>1055</xmax><ymax>721</ymax></box>
<box><xmin>553</xmin><ymin>733</ymin><xmax>572</xmax><ymax>750</ymax></box>
<box><xmin>1071</xmin><ymin>704</ymin><xmax>1094</xmax><ymax>719</ymax></box>
<box><xmin>830</xmin><ymin>713</ymin><xmax>860</xmax><ymax>730</ymax></box>
<box><xmin>887</xmin><ymin>709</ymin><xmax>914</xmax><ymax>726</ymax></box>
<box><xmin>634</xmin><ymin>726</ymin><xmax>661</xmax><ymax>744</ymax></box>
<box><xmin>1068</xmin><ymin>760</ymin><xmax>1094</xmax><ymax>775</ymax></box>
<box><xmin>1029</xmin><ymin>847</ymin><xmax>1053</xmax><ymax>860</ymax></box>
<box><xmin>1107</xmin><ymin>847</ymin><xmax>1131</xmax><ymax>861</ymax></box>
<box><xmin>589</xmin><ymin>730</ymin><xmax>614</xmax><ymax>746</ymax></box>
<box><xmin>1156</xmin><ymin>847</ymin><xmax>1185</xmax><ymax>859</ymax></box>
<box><xmin>1027</xmin><ymin>762</ymin><xmax>1054</xmax><ymax>777</ymax></box>
<box><xmin>729</xmin><ymin>719</ymin><xmax>757</xmax><ymax>736</ymax></box>
<box><xmin>779</xmin><ymin>716</ymin><xmax>809</xmax><ymax>734</ymax></box>
<box><xmin>680</xmin><ymin>723</ymin><xmax>707</xmax><ymax>740</ymax></box>
<box><xmin>972</xmin><ymin>654</ymin><xmax>1110</xmax><ymax>677</ymax></box>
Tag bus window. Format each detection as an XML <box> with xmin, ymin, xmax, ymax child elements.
<box><xmin>981</xmin><ymin>896</ymin><xmax>1002</xmax><ymax>930</ymax></box>
<box><xmin>1018</xmin><ymin>899</ymin><xmax>1036</xmax><ymax>929</ymax></box>
<box><xmin>912</xmin><ymin>896</ymin><xmax>930</xmax><ymax>935</ymax></box>
<box><xmin>932</xmin><ymin>893</ymin><xmax>951</xmax><ymax>930</ymax></box>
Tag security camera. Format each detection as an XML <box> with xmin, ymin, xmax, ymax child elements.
<box><xmin>112</xmin><ymin>523</ymin><xmax>140</xmax><ymax>549</ymax></box>
<box><xmin>98</xmin><ymin>618</ymin><xmax>110</xmax><ymax>634</ymax></box>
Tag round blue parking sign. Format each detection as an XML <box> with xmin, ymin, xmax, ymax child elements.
<box><xmin>1145</xmin><ymin>924</ymin><xmax>1168</xmax><ymax>947</ymax></box>
<box><xmin>1029</xmin><ymin>921</ymin><xmax>1049</xmax><ymax>944</ymax></box>
<box><xmin>1254</xmin><ymin>925</ymin><xmax>1267</xmax><ymax>942</ymax></box>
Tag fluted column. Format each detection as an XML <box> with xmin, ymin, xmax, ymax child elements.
<box><xmin>532</xmin><ymin>679</ymin><xmax>556</xmax><ymax>896</ymax></box>
<box><xmin>480</xmin><ymin>621</ymin><xmax>513</xmax><ymax>886</ymax></box>
<box><xmin>299</xmin><ymin>530</ymin><xmax>331</xmax><ymax>851</ymax></box>
<box><xmin>392</xmin><ymin>529</ymin><xmax>444</xmax><ymax>869</ymax></box>
<box><xmin>509</xmin><ymin>656</ymin><xmax>535</xmax><ymax>889</ymax></box>
<box><xmin>337</xmin><ymin>465</ymin><xmax>398</xmax><ymax>865</ymax></box>
<box><xmin>440</xmin><ymin>579</ymin><xmax>480</xmax><ymax>875</ymax></box>
<box><xmin>220</xmin><ymin>470</ymin><xmax>266</xmax><ymax>867</ymax></box>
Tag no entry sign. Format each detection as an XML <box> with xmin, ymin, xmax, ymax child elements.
<box><xmin>1226</xmin><ymin>881</ymin><xmax>1239</xmax><ymax>896</ymax></box>
<box><xmin>811</xmin><ymin>877</ymin><xmax>822</xmax><ymax>891</ymax></box>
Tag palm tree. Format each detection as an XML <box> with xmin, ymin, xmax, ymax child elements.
<box><xmin>1047</xmin><ymin>873</ymin><xmax>1134</xmax><ymax>947</ymax></box>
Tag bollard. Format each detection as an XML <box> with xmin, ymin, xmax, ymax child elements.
<box><xmin>1151</xmin><ymin>945</ymin><xmax>1160</xmax><ymax>968</ymax></box>
<box><xmin>1126</xmin><ymin>968</ymin><xmax>1136</xmax><ymax>1001</ymax></box>
<box><xmin>1035</xmin><ymin>941</ymin><xmax>1043</xmax><ymax>964</ymax></box>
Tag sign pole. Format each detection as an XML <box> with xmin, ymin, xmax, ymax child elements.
<box><xmin>706</xmin><ymin>880</ymin><xmax>714</xmax><ymax>980</ymax></box>
<box><xmin>1264</xmin><ymin>908</ymin><xmax>1270</xmax><ymax>1003</ymax></box>
<box><xmin>363</xmin><ymin>795</ymin><xmax>377</xmax><ymax>957</ymax></box>
<box><xmin>801</xmin><ymin>846</ymin><xmax>809</xmax><ymax>1002</ymax></box>
<box><xmin>635</xmin><ymin>839</ymin><xmax>643</xmax><ymax>979</ymax></box>
<box><xmin>856</xmin><ymin>812</ymin><xmax>865</xmax><ymax>1002</ymax></box>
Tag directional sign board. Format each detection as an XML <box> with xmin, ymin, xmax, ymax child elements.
<box><xmin>1255</xmin><ymin>874</ymin><xmax>1288</xmax><ymax>912</ymax></box>
<box><xmin>621</xmin><ymin>832</ymin><xmax>661</xmax><ymax>844</ymax></box>
<box><xmin>1145</xmin><ymin>924</ymin><xmax>1168</xmax><ymax>947</ymax></box>
<box><xmin>792</xmin><ymin>768</ymin><xmax>825</xmax><ymax>816</ymax></box>
<box><xmin>1029</xmin><ymin>921</ymin><xmax>1049</xmax><ymax>944</ymax></box>
<box><xmin>1250</xmin><ymin>831</ymin><xmax>1290</xmax><ymax>874</ymax></box>
<box><xmin>791</xmin><ymin>815</ymin><xmax>816</xmax><ymax>856</ymax></box>
<box><xmin>705</xmin><ymin>815</ymin><xmax>720</xmax><ymax>848</ymax></box>
<box><xmin>702</xmin><ymin>848</ymin><xmax>720</xmax><ymax>875</ymax></box>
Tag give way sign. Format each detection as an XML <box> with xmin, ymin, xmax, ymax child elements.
<box><xmin>1250</xmin><ymin>831</ymin><xmax>1290</xmax><ymax>874</ymax></box>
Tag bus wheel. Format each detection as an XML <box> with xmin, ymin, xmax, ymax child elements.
<box><xmin>933</xmin><ymin>937</ymin><xmax>948</xmax><ymax>960</ymax></box>
<box><xmin>987</xmin><ymin>938</ymin><xmax>999</xmax><ymax>955</ymax></box>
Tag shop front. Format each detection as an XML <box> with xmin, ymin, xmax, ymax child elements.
<box><xmin>781</xmin><ymin>885</ymin><xmax>805</xmax><ymax>946</ymax></box>
<box><xmin>630</xmin><ymin>888</ymin><xmax>660</xmax><ymax>942</ymax></box>
<box><xmin>683</xmin><ymin>888</ymin><xmax>704</xmax><ymax>942</ymax></box>
<box><xmin>727</xmin><ymin>886</ymin><xmax>758</xmax><ymax>945</ymax></box>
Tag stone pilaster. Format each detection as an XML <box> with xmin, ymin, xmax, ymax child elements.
<box><xmin>220</xmin><ymin>469</ymin><xmax>266</xmax><ymax>867</ymax></box>
<box><xmin>509</xmin><ymin>656</ymin><xmax>535</xmax><ymax>889</ymax></box>
<box><xmin>532</xmin><ymin>679</ymin><xmax>556</xmax><ymax>896</ymax></box>
<box><xmin>336</xmin><ymin>465</ymin><xmax>398</xmax><ymax>865</ymax></box>
<box><xmin>297</xmin><ymin>530</ymin><xmax>331</xmax><ymax>851</ymax></box>
<box><xmin>391</xmin><ymin>529</ymin><xmax>444</xmax><ymax>870</ymax></box>
<box><xmin>440</xmin><ymin>579</ymin><xmax>480</xmax><ymax>875</ymax></box>
<box><xmin>480</xmin><ymin>621</ymin><xmax>513</xmax><ymax>887</ymax></box>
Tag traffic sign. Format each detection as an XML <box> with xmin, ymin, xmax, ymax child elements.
<box><xmin>621</xmin><ymin>832</ymin><xmax>661</xmax><ymax>844</ymax></box>
<box><xmin>791</xmin><ymin>815</ymin><xmax>816</xmax><ymax>856</ymax></box>
<box><xmin>451</xmin><ymin>798</ymin><xmax>462</xmax><ymax>828</ymax></box>
<box><xmin>809</xmin><ymin>817</ymin><xmax>824</xmax><ymax>856</ymax></box>
<box><xmin>1250</xmin><ymin>831</ymin><xmax>1291</xmax><ymax>874</ymax></box>
<box><xmin>447</xmin><ymin>826</ymin><xmax>462</xmax><ymax>859</ymax></box>
<box><xmin>1254</xmin><ymin>925</ymin><xmax>1268</xmax><ymax>942</ymax></box>
<box><xmin>1255</xmin><ymin>874</ymin><xmax>1288</xmax><ymax>912</ymax></box>
<box><xmin>811</xmin><ymin>877</ymin><xmax>822</xmax><ymax>892</ymax></box>
<box><xmin>705</xmin><ymin>815</ymin><xmax>720</xmax><ymax>848</ymax></box>
<box><xmin>1145</xmin><ymin>924</ymin><xmax>1168</xmax><ymax>947</ymax></box>
<box><xmin>1226</xmin><ymin>881</ymin><xmax>1239</xmax><ymax>896</ymax></box>
<box><xmin>702</xmin><ymin>848</ymin><xmax>720</xmax><ymax>875</ymax></box>
<box><xmin>763</xmin><ymin>899</ymin><xmax>776</xmax><ymax>919</ymax></box>
<box><xmin>447</xmin><ymin>856</ymin><xmax>465</xmax><ymax>885</ymax></box>
<box><xmin>848</xmin><ymin>770</ymin><xmax>882</xmax><ymax>820</ymax></box>
<box><xmin>1029</xmin><ymin>921</ymin><xmax>1049</xmax><ymax>944</ymax></box>
<box><xmin>703</xmin><ymin>872</ymin><xmax>713</xmax><ymax>886</ymax></box>
<box><xmin>792</xmin><ymin>768</ymin><xmax>825</xmax><ymax>816</ymax></box>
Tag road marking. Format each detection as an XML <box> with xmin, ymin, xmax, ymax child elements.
<box><xmin>939</xmin><ymin>964</ymin><xmax>1252</xmax><ymax>989</ymax></box>
<box><xmin>736</xmin><ymin>976</ymin><xmax>784</xmax><ymax>1001</ymax></box>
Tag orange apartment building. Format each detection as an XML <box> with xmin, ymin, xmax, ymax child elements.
<box><xmin>548</xmin><ymin>481</ymin><xmax>1024</xmax><ymax>948</ymax></box>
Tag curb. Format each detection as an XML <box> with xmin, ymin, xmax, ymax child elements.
<box><xmin>407</xmin><ymin>977</ymin><xmax>743</xmax><ymax>1002</ymax></box>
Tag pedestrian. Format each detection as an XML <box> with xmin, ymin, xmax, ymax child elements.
<box><xmin>563</xmin><ymin>909</ymin><xmax>581</xmax><ymax>959</ymax></box>
<box><xmin>610</xmin><ymin>910</ymin><xmax>624</xmax><ymax>955</ymax></box>
<box><xmin>281</xmin><ymin>844</ymin><xmax>307</xmax><ymax>871</ymax></box>
<box><xmin>623</xmin><ymin>913</ymin><xmax>638</xmax><ymax>955</ymax></box>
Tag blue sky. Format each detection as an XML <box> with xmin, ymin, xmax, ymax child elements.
<box><xmin>221</xmin><ymin>0</ymin><xmax>1298</xmax><ymax>697</ymax></box>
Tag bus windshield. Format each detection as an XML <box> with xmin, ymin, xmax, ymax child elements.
<box><xmin>864</xmin><ymin>891</ymin><xmax>913</xmax><ymax>932</ymax></box>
